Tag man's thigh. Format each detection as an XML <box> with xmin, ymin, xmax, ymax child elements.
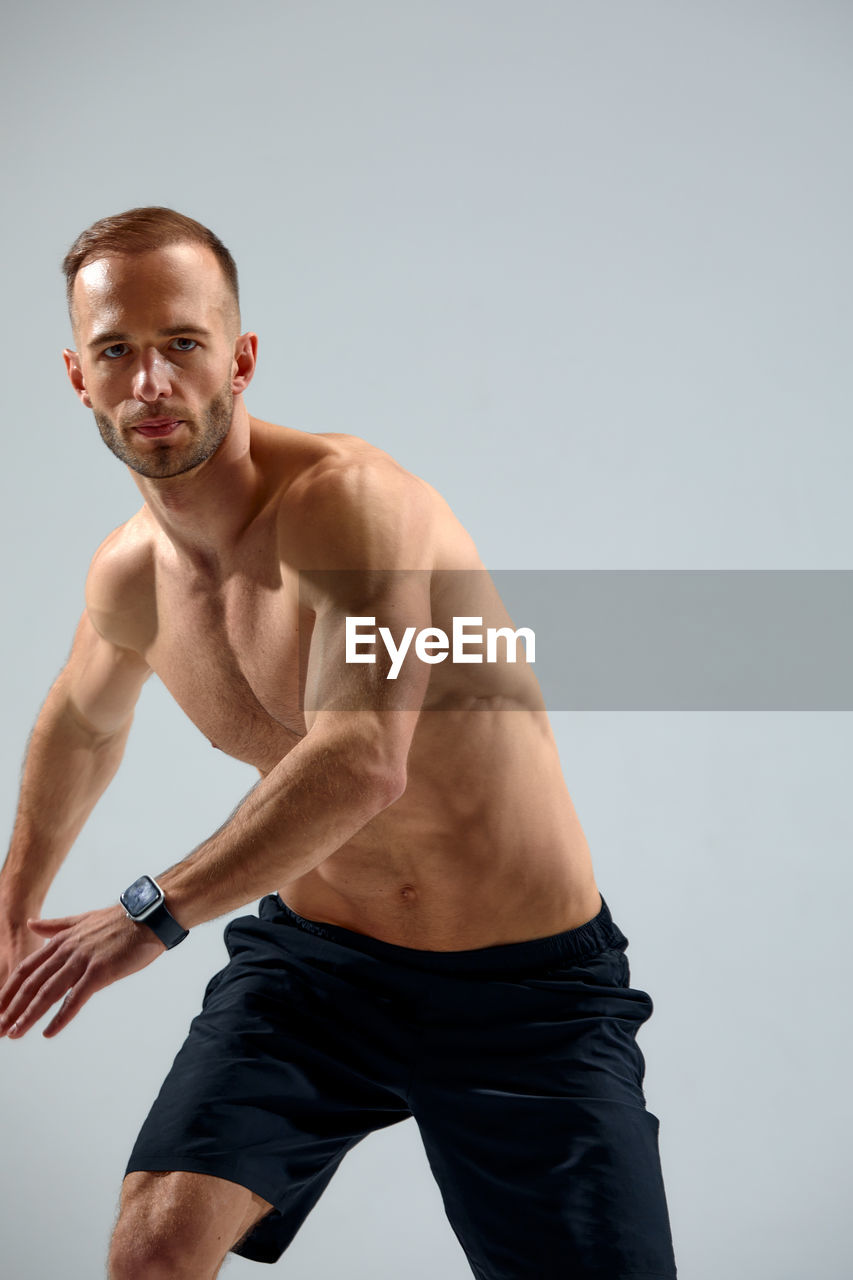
<box><xmin>124</xmin><ymin>905</ymin><xmax>413</xmax><ymax>1264</ymax></box>
<box><xmin>110</xmin><ymin>1170</ymin><xmax>274</xmax><ymax>1277</ymax></box>
<box><xmin>417</xmin><ymin>1089</ymin><xmax>675</xmax><ymax>1279</ymax></box>
<box><xmin>411</xmin><ymin>948</ymin><xmax>678</xmax><ymax>1279</ymax></box>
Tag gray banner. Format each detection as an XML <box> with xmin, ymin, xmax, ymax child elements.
<box><xmin>298</xmin><ymin>570</ymin><xmax>853</xmax><ymax>711</ymax></box>
<box><xmin>491</xmin><ymin>570</ymin><xmax>853</xmax><ymax>710</ymax></box>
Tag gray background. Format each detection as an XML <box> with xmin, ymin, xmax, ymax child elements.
<box><xmin>1</xmin><ymin>2</ymin><xmax>850</xmax><ymax>1277</ymax></box>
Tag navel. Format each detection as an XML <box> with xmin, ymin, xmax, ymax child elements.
<box><xmin>399</xmin><ymin>884</ymin><xmax>419</xmax><ymax>904</ymax></box>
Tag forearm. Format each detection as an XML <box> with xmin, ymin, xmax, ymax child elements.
<box><xmin>158</xmin><ymin>730</ymin><xmax>404</xmax><ymax>929</ymax></box>
<box><xmin>0</xmin><ymin>681</ymin><xmax>131</xmax><ymax>918</ymax></box>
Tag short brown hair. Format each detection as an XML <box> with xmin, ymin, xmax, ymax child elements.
<box><xmin>62</xmin><ymin>205</ymin><xmax>240</xmax><ymax>321</ymax></box>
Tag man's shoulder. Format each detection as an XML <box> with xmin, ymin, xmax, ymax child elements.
<box><xmin>287</xmin><ymin>431</ymin><xmax>424</xmax><ymax>502</ymax></box>
<box><xmin>279</xmin><ymin>432</ymin><xmax>442</xmax><ymax>565</ymax></box>
<box><xmin>84</xmin><ymin>512</ymin><xmax>155</xmax><ymax>648</ymax></box>
<box><xmin>258</xmin><ymin>421</ymin><xmax>440</xmax><ymax>508</ymax></box>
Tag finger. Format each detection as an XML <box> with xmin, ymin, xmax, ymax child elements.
<box><xmin>0</xmin><ymin>943</ymin><xmax>69</xmax><ymax>1030</ymax></box>
<box><xmin>43</xmin><ymin>979</ymin><xmax>94</xmax><ymax>1038</ymax></box>
<box><xmin>0</xmin><ymin>936</ymin><xmax>55</xmax><ymax>1013</ymax></box>
<box><xmin>0</xmin><ymin>931</ymin><xmax>63</xmax><ymax>1010</ymax></box>
<box><xmin>27</xmin><ymin>916</ymin><xmax>75</xmax><ymax>934</ymax></box>
<box><xmin>4</xmin><ymin>957</ymin><xmax>86</xmax><ymax>1039</ymax></box>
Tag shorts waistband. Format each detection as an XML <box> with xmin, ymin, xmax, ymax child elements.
<box><xmin>260</xmin><ymin>892</ymin><xmax>628</xmax><ymax>975</ymax></box>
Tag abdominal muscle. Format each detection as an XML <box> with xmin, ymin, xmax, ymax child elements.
<box><xmin>279</xmin><ymin>707</ymin><xmax>603</xmax><ymax>951</ymax></box>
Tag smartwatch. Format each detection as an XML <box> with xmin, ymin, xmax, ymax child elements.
<box><xmin>120</xmin><ymin>874</ymin><xmax>189</xmax><ymax>950</ymax></box>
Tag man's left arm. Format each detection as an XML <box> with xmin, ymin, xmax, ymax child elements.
<box><xmin>0</xmin><ymin>461</ymin><xmax>435</xmax><ymax>1038</ymax></box>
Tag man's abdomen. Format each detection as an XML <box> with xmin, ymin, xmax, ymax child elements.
<box><xmin>280</xmin><ymin>710</ymin><xmax>600</xmax><ymax>950</ymax></box>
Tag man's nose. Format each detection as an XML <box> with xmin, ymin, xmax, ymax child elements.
<box><xmin>131</xmin><ymin>349</ymin><xmax>174</xmax><ymax>402</ymax></box>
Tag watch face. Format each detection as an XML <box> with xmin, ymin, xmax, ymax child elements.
<box><xmin>121</xmin><ymin>875</ymin><xmax>162</xmax><ymax>918</ymax></box>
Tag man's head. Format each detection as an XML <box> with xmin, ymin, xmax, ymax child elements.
<box><xmin>62</xmin><ymin>207</ymin><xmax>256</xmax><ymax>480</ymax></box>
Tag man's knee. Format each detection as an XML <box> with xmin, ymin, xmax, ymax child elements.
<box><xmin>109</xmin><ymin>1229</ymin><xmax>194</xmax><ymax>1280</ymax></box>
<box><xmin>108</xmin><ymin>1169</ymin><xmax>272</xmax><ymax>1280</ymax></box>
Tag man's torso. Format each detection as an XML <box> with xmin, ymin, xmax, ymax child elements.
<box><xmin>93</xmin><ymin>422</ymin><xmax>600</xmax><ymax>949</ymax></box>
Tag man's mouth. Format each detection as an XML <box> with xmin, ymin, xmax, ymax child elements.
<box><xmin>132</xmin><ymin>418</ymin><xmax>184</xmax><ymax>438</ymax></box>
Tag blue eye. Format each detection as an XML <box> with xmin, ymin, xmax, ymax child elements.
<box><xmin>172</xmin><ymin>337</ymin><xmax>198</xmax><ymax>351</ymax></box>
<box><xmin>103</xmin><ymin>344</ymin><xmax>128</xmax><ymax>359</ymax></box>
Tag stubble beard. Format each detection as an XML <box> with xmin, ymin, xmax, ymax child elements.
<box><xmin>93</xmin><ymin>380</ymin><xmax>235</xmax><ymax>479</ymax></box>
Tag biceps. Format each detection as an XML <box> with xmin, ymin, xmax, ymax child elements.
<box><xmin>61</xmin><ymin>609</ymin><xmax>152</xmax><ymax>737</ymax></box>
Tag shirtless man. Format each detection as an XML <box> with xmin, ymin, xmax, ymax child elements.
<box><xmin>0</xmin><ymin>207</ymin><xmax>676</xmax><ymax>1279</ymax></box>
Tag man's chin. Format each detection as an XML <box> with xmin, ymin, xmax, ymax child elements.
<box><xmin>123</xmin><ymin>447</ymin><xmax>214</xmax><ymax>480</ymax></box>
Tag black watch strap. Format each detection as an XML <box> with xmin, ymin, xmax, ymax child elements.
<box><xmin>142</xmin><ymin>901</ymin><xmax>189</xmax><ymax>950</ymax></box>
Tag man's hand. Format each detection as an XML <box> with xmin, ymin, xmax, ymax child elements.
<box><xmin>0</xmin><ymin>905</ymin><xmax>164</xmax><ymax>1039</ymax></box>
<box><xmin>0</xmin><ymin>914</ymin><xmax>45</xmax><ymax>989</ymax></box>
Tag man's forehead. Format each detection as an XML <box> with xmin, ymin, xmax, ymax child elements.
<box><xmin>77</xmin><ymin>243</ymin><xmax>219</xmax><ymax>293</ymax></box>
<box><xmin>73</xmin><ymin>243</ymin><xmax>227</xmax><ymax>321</ymax></box>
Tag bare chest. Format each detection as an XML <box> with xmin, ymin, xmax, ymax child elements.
<box><xmin>146</xmin><ymin>557</ymin><xmax>310</xmax><ymax>770</ymax></box>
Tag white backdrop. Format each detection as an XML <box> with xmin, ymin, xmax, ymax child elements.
<box><xmin>1</xmin><ymin>3</ymin><xmax>851</xmax><ymax>1277</ymax></box>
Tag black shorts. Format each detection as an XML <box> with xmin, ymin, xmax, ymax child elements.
<box><xmin>126</xmin><ymin>892</ymin><xmax>677</xmax><ymax>1278</ymax></box>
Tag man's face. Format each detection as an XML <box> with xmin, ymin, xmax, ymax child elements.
<box><xmin>64</xmin><ymin>243</ymin><xmax>248</xmax><ymax>479</ymax></box>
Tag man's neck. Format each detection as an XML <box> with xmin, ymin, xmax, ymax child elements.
<box><xmin>130</xmin><ymin>406</ymin><xmax>268</xmax><ymax>568</ymax></box>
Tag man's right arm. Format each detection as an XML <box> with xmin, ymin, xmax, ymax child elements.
<box><xmin>0</xmin><ymin>600</ymin><xmax>151</xmax><ymax>984</ymax></box>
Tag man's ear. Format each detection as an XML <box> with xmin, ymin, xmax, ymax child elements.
<box><xmin>63</xmin><ymin>349</ymin><xmax>93</xmax><ymax>409</ymax></box>
<box><xmin>231</xmin><ymin>332</ymin><xmax>258</xmax><ymax>395</ymax></box>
